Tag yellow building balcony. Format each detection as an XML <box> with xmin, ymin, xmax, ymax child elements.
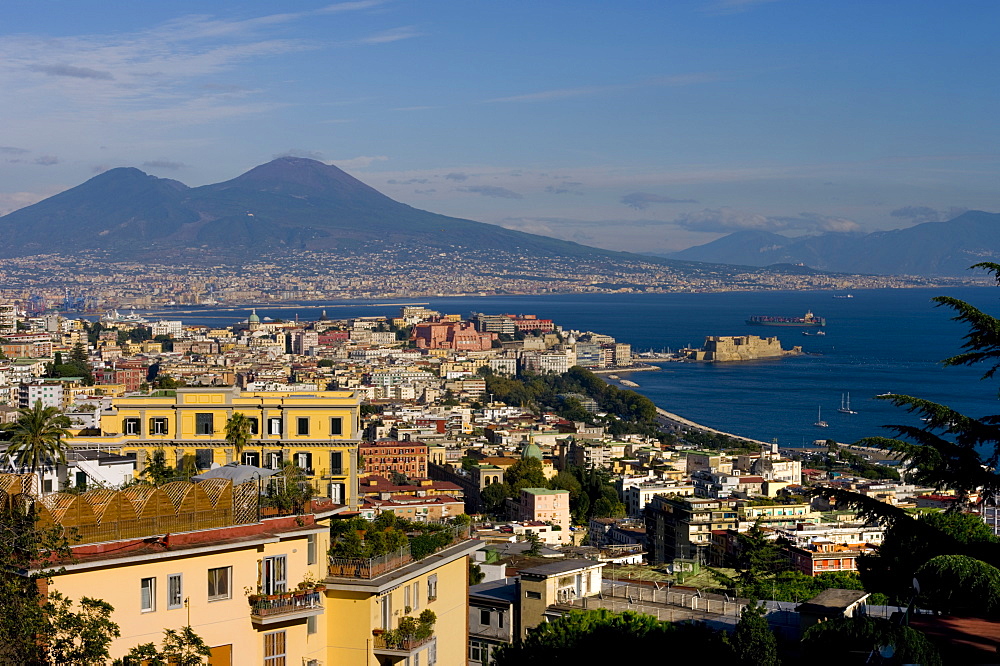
<box><xmin>249</xmin><ymin>587</ymin><xmax>325</xmax><ymax>626</ymax></box>
<box><xmin>371</xmin><ymin>633</ymin><xmax>435</xmax><ymax>659</ymax></box>
<box><xmin>327</xmin><ymin>525</ymin><xmax>470</xmax><ymax>580</ymax></box>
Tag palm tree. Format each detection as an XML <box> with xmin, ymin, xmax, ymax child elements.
<box><xmin>225</xmin><ymin>412</ymin><xmax>253</xmax><ymax>464</ymax></box>
<box><xmin>7</xmin><ymin>400</ymin><xmax>72</xmax><ymax>488</ymax></box>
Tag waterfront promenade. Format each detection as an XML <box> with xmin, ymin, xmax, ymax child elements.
<box><xmin>654</xmin><ymin>407</ymin><xmax>771</xmax><ymax>448</ymax></box>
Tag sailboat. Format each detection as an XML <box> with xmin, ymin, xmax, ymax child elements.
<box><xmin>813</xmin><ymin>406</ymin><xmax>829</xmax><ymax>428</ymax></box>
<box><xmin>838</xmin><ymin>392</ymin><xmax>858</xmax><ymax>415</ymax></box>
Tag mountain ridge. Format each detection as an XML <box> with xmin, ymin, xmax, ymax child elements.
<box><xmin>668</xmin><ymin>210</ymin><xmax>1000</xmax><ymax>276</ymax></box>
<box><xmin>0</xmin><ymin>158</ymin><xmax>652</xmax><ymax>263</ymax></box>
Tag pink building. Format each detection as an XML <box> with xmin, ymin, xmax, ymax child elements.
<box><xmin>518</xmin><ymin>488</ymin><xmax>571</xmax><ymax>542</ymax></box>
<box><xmin>412</xmin><ymin>321</ymin><xmax>496</xmax><ymax>351</ymax></box>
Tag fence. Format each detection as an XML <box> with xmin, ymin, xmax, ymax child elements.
<box><xmin>71</xmin><ymin>508</ymin><xmax>234</xmax><ymax>544</ymax></box>
<box><xmin>250</xmin><ymin>589</ymin><xmax>322</xmax><ymax>618</ymax></box>
<box><xmin>328</xmin><ymin>524</ymin><xmax>470</xmax><ymax>580</ymax></box>
<box><xmin>372</xmin><ymin>634</ymin><xmax>433</xmax><ymax>652</ymax></box>
<box><xmin>599</xmin><ymin>580</ymin><xmax>748</xmax><ymax>618</ymax></box>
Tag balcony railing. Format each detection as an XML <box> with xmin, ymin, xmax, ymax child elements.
<box><xmin>250</xmin><ymin>588</ymin><xmax>323</xmax><ymax>621</ymax></box>
<box><xmin>328</xmin><ymin>524</ymin><xmax>470</xmax><ymax>580</ymax></box>
<box><xmin>372</xmin><ymin>633</ymin><xmax>434</xmax><ymax>653</ymax></box>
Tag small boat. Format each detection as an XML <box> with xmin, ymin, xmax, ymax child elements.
<box><xmin>838</xmin><ymin>392</ymin><xmax>858</xmax><ymax>415</ymax></box>
<box><xmin>833</xmin><ymin>294</ymin><xmax>854</xmax><ymax>299</ymax></box>
<box><xmin>813</xmin><ymin>406</ymin><xmax>829</xmax><ymax>428</ymax></box>
<box><xmin>802</xmin><ymin>330</ymin><xmax>826</xmax><ymax>336</ymax></box>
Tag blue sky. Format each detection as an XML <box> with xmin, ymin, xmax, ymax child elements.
<box><xmin>2</xmin><ymin>0</ymin><xmax>999</xmax><ymax>253</ymax></box>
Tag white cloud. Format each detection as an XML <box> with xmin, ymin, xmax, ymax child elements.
<box><xmin>484</xmin><ymin>72</ymin><xmax>718</xmax><ymax>103</ymax></box>
<box><xmin>331</xmin><ymin>155</ymin><xmax>389</xmax><ymax>169</ymax></box>
<box><xmin>675</xmin><ymin>208</ymin><xmax>861</xmax><ymax>233</ymax></box>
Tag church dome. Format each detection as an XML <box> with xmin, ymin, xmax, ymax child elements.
<box><xmin>521</xmin><ymin>441</ymin><xmax>543</xmax><ymax>460</ymax></box>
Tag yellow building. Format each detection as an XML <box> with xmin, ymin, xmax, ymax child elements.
<box><xmin>8</xmin><ymin>474</ymin><xmax>478</xmax><ymax>666</ymax></box>
<box><xmin>70</xmin><ymin>387</ymin><xmax>362</xmax><ymax>507</ymax></box>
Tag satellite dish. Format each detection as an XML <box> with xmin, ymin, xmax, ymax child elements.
<box><xmin>912</xmin><ymin>577</ymin><xmax>921</xmax><ymax>594</ymax></box>
<box><xmin>878</xmin><ymin>644</ymin><xmax>896</xmax><ymax>659</ymax></box>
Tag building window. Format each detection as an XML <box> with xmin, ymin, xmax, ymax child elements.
<box><xmin>429</xmin><ymin>641</ymin><xmax>437</xmax><ymax>665</ymax></box>
<box><xmin>195</xmin><ymin>449</ymin><xmax>213</xmax><ymax>470</ymax></box>
<box><xmin>330</xmin><ymin>417</ymin><xmax>343</xmax><ymax>435</ymax></box>
<box><xmin>297</xmin><ymin>417</ymin><xmax>309</xmax><ymax>436</ymax></box>
<box><xmin>242</xmin><ymin>451</ymin><xmax>259</xmax><ymax>467</ymax></box>
<box><xmin>404</xmin><ymin>584</ymin><xmax>411</xmax><ymax>610</ymax></box>
<box><xmin>267</xmin><ymin>452</ymin><xmax>282</xmax><ymax>470</ymax></box>
<box><xmin>263</xmin><ymin>631</ymin><xmax>286</xmax><ymax>666</ymax></box>
<box><xmin>151</xmin><ymin>417</ymin><xmax>168</xmax><ymax>435</ymax></box>
<box><xmin>262</xmin><ymin>555</ymin><xmax>286</xmax><ymax>595</ymax></box>
<box><xmin>480</xmin><ymin>608</ymin><xmax>490</xmax><ymax>625</ymax></box>
<box><xmin>329</xmin><ymin>451</ymin><xmax>343</xmax><ymax>475</ymax></box>
<box><xmin>329</xmin><ymin>482</ymin><xmax>345</xmax><ymax>504</ymax></box>
<box><xmin>195</xmin><ymin>413</ymin><xmax>214</xmax><ymax>435</ymax></box>
<box><xmin>525</xmin><ymin>590</ymin><xmax>541</xmax><ymax>599</ymax></box>
<box><xmin>208</xmin><ymin>566</ymin><xmax>231</xmax><ymax>601</ymax></box>
<box><xmin>124</xmin><ymin>418</ymin><xmax>140</xmax><ymax>435</ymax></box>
<box><xmin>307</xmin><ymin>533</ymin><xmax>317</xmax><ymax>565</ymax></box>
<box><xmin>296</xmin><ymin>452</ymin><xmax>312</xmax><ymax>473</ymax></box>
<box><xmin>470</xmin><ymin>640</ymin><xmax>489</xmax><ymax>664</ymax></box>
<box><xmin>167</xmin><ymin>574</ymin><xmax>183</xmax><ymax>610</ymax></box>
<box><xmin>141</xmin><ymin>577</ymin><xmax>156</xmax><ymax>612</ymax></box>
<box><xmin>248</xmin><ymin>417</ymin><xmax>259</xmax><ymax>435</ymax></box>
<box><xmin>379</xmin><ymin>594</ymin><xmax>392</xmax><ymax>630</ymax></box>
<box><xmin>412</xmin><ymin>581</ymin><xmax>419</xmax><ymax>610</ymax></box>
<box><xmin>427</xmin><ymin>574</ymin><xmax>438</xmax><ymax>602</ymax></box>
<box><xmin>307</xmin><ymin>615</ymin><xmax>317</xmax><ymax>635</ymax></box>
<box><xmin>268</xmin><ymin>418</ymin><xmax>282</xmax><ymax>436</ymax></box>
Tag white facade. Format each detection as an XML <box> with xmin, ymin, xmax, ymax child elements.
<box><xmin>520</xmin><ymin>351</ymin><xmax>570</xmax><ymax>374</ymax></box>
<box><xmin>19</xmin><ymin>382</ymin><xmax>64</xmax><ymax>409</ymax></box>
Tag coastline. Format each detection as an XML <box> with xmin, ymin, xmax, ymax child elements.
<box><xmin>597</xmin><ymin>372</ymin><xmax>771</xmax><ymax>448</ymax></box>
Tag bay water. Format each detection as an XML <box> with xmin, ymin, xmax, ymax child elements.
<box><xmin>144</xmin><ymin>286</ymin><xmax>1000</xmax><ymax>447</ymax></box>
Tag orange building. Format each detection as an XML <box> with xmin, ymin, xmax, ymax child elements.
<box><xmin>360</xmin><ymin>440</ymin><xmax>429</xmax><ymax>478</ymax></box>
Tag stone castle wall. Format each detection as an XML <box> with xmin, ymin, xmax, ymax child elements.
<box><xmin>687</xmin><ymin>335</ymin><xmax>801</xmax><ymax>362</ymax></box>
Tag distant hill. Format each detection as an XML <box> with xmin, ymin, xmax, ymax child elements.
<box><xmin>0</xmin><ymin>157</ymin><xmax>653</xmax><ymax>263</ymax></box>
<box><xmin>668</xmin><ymin>210</ymin><xmax>1000</xmax><ymax>276</ymax></box>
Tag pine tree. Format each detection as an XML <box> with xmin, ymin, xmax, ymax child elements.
<box><xmin>730</xmin><ymin>601</ymin><xmax>780</xmax><ymax>666</ymax></box>
<box><xmin>811</xmin><ymin>262</ymin><xmax>1000</xmax><ymax>609</ymax></box>
<box><xmin>140</xmin><ymin>447</ymin><xmax>174</xmax><ymax>486</ymax></box>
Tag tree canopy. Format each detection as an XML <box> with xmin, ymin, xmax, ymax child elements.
<box><xmin>493</xmin><ymin>609</ymin><xmax>733</xmax><ymax>665</ymax></box>
<box><xmin>8</xmin><ymin>400</ymin><xmax>72</xmax><ymax>478</ymax></box>
<box><xmin>809</xmin><ymin>263</ymin><xmax>1000</xmax><ymax>613</ymax></box>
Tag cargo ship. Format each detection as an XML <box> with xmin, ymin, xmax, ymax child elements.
<box><xmin>746</xmin><ymin>310</ymin><xmax>825</xmax><ymax>327</ymax></box>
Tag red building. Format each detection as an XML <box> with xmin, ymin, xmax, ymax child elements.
<box><xmin>510</xmin><ymin>314</ymin><xmax>554</xmax><ymax>333</ymax></box>
<box><xmin>787</xmin><ymin>541</ymin><xmax>868</xmax><ymax>576</ymax></box>
<box><xmin>412</xmin><ymin>321</ymin><xmax>495</xmax><ymax>351</ymax></box>
<box><xmin>94</xmin><ymin>361</ymin><xmax>147</xmax><ymax>392</ymax></box>
<box><xmin>359</xmin><ymin>440</ymin><xmax>429</xmax><ymax>479</ymax></box>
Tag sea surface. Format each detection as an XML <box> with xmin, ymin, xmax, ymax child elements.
<box><xmin>138</xmin><ymin>287</ymin><xmax>1000</xmax><ymax>447</ymax></box>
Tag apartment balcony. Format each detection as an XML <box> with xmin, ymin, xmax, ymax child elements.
<box><xmin>320</xmin><ymin>467</ymin><xmax>347</xmax><ymax>478</ymax></box>
<box><xmin>372</xmin><ymin>633</ymin><xmax>435</xmax><ymax>659</ymax></box>
<box><xmin>249</xmin><ymin>587</ymin><xmax>324</xmax><ymax>626</ymax></box>
<box><xmin>328</xmin><ymin>525</ymin><xmax>471</xmax><ymax>581</ymax></box>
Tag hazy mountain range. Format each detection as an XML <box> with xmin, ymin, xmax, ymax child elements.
<box><xmin>667</xmin><ymin>210</ymin><xmax>1000</xmax><ymax>276</ymax></box>
<box><xmin>0</xmin><ymin>157</ymin><xmax>650</xmax><ymax>263</ymax></box>
<box><xmin>2</xmin><ymin>156</ymin><xmax>993</xmax><ymax>278</ymax></box>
